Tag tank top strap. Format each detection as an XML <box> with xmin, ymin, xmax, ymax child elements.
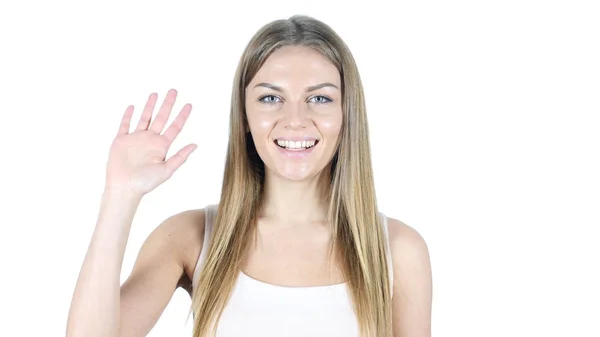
<box><xmin>380</xmin><ymin>212</ymin><xmax>394</xmax><ymax>297</ymax></box>
<box><xmin>192</xmin><ymin>204</ymin><xmax>218</xmax><ymax>289</ymax></box>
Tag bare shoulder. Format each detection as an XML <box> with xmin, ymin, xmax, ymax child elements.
<box><xmin>150</xmin><ymin>209</ymin><xmax>206</xmax><ymax>285</ymax></box>
<box><xmin>386</xmin><ymin>217</ymin><xmax>430</xmax><ymax>263</ymax></box>
<box><xmin>160</xmin><ymin>209</ymin><xmax>206</xmax><ymax>251</ymax></box>
<box><xmin>385</xmin><ymin>217</ymin><xmax>432</xmax><ymax>335</ymax></box>
<box><xmin>118</xmin><ymin>209</ymin><xmax>206</xmax><ymax>336</ymax></box>
<box><xmin>385</xmin><ymin>217</ymin><xmax>431</xmax><ymax>286</ymax></box>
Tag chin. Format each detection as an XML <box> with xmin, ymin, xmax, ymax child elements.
<box><xmin>275</xmin><ymin>164</ymin><xmax>318</xmax><ymax>182</ymax></box>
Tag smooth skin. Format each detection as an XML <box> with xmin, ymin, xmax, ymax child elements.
<box><xmin>66</xmin><ymin>46</ymin><xmax>432</xmax><ymax>337</ymax></box>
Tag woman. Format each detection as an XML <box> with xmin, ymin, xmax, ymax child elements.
<box><xmin>66</xmin><ymin>15</ymin><xmax>432</xmax><ymax>337</ymax></box>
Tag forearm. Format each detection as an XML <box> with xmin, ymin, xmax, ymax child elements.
<box><xmin>66</xmin><ymin>188</ymin><xmax>142</xmax><ymax>337</ymax></box>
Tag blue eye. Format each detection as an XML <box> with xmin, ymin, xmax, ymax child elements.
<box><xmin>309</xmin><ymin>95</ymin><xmax>332</xmax><ymax>104</ymax></box>
<box><xmin>258</xmin><ymin>95</ymin><xmax>332</xmax><ymax>104</ymax></box>
<box><xmin>258</xmin><ymin>95</ymin><xmax>281</xmax><ymax>104</ymax></box>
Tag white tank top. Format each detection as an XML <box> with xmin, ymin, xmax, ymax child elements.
<box><xmin>192</xmin><ymin>205</ymin><xmax>393</xmax><ymax>337</ymax></box>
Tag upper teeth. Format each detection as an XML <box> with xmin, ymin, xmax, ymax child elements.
<box><xmin>276</xmin><ymin>139</ymin><xmax>316</xmax><ymax>149</ymax></box>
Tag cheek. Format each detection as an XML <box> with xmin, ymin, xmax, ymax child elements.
<box><xmin>247</xmin><ymin>111</ymin><xmax>276</xmax><ymax>135</ymax></box>
<box><xmin>315</xmin><ymin>113</ymin><xmax>343</xmax><ymax>139</ymax></box>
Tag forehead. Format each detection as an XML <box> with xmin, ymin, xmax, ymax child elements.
<box><xmin>249</xmin><ymin>46</ymin><xmax>341</xmax><ymax>88</ymax></box>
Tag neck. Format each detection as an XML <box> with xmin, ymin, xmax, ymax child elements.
<box><xmin>260</xmin><ymin>169</ymin><xmax>330</xmax><ymax>225</ymax></box>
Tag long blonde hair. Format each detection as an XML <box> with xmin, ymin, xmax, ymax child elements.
<box><xmin>192</xmin><ymin>15</ymin><xmax>392</xmax><ymax>337</ymax></box>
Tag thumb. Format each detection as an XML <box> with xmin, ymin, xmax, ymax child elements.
<box><xmin>164</xmin><ymin>143</ymin><xmax>198</xmax><ymax>177</ymax></box>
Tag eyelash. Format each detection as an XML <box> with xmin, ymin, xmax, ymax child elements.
<box><xmin>257</xmin><ymin>95</ymin><xmax>333</xmax><ymax>104</ymax></box>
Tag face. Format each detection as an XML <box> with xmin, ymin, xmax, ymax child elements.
<box><xmin>245</xmin><ymin>45</ymin><xmax>343</xmax><ymax>182</ymax></box>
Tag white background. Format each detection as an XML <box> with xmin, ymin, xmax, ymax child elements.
<box><xmin>1</xmin><ymin>0</ymin><xmax>598</xmax><ymax>336</ymax></box>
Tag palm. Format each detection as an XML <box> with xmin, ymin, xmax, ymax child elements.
<box><xmin>106</xmin><ymin>89</ymin><xmax>197</xmax><ymax>196</ymax></box>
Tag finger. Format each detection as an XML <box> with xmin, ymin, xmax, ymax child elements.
<box><xmin>149</xmin><ymin>88</ymin><xmax>178</xmax><ymax>134</ymax></box>
<box><xmin>117</xmin><ymin>105</ymin><xmax>135</xmax><ymax>136</ymax></box>
<box><xmin>164</xmin><ymin>143</ymin><xmax>197</xmax><ymax>177</ymax></box>
<box><xmin>135</xmin><ymin>92</ymin><xmax>158</xmax><ymax>131</ymax></box>
<box><xmin>162</xmin><ymin>103</ymin><xmax>192</xmax><ymax>144</ymax></box>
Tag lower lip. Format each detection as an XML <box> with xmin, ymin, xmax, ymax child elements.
<box><xmin>275</xmin><ymin>143</ymin><xmax>317</xmax><ymax>158</ymax></box>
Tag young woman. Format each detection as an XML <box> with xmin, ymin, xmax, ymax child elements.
<box><xmin>66</xmin><ymin>15</ymin><xmax>432</xmax><ymax>337</ymax></box>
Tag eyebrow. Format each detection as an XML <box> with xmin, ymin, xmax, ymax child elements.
<box><xmin>253</xmin><ymin>82</ymin><xmax>339</xmax><ymax>92</ymax></box>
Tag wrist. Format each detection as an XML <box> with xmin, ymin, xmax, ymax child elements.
<box><xmin>102</xmin><ymin>185</ymin><xmax>144</xmax><ymax>203</ymax></box>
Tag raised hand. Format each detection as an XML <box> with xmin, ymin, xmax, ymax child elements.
<box><xmin>105</xmin><ymin>89</ymin><xmax>197</xmax><ymax>197</ymax></box>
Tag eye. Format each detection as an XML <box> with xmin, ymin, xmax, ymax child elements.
<box><xmin>308</xmin><ymin>95</ymin><xmax>332</xmax><ymax>104</ymax></box>
<box><xmin>258</xmin><ymin>95</ymin><xmax>282</xmax><ymax>104</ymax></box>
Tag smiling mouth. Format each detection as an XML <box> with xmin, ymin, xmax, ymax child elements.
<box><xmin>274</xmin><ymin>139</ymin><xmax>320</xmax><ymax>151</ymax></box>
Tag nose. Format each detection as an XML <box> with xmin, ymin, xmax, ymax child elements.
<box><xmin>283</xmin><ymin>102</ymin><xmax>309</xmax><ymax>129</ymax></box>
